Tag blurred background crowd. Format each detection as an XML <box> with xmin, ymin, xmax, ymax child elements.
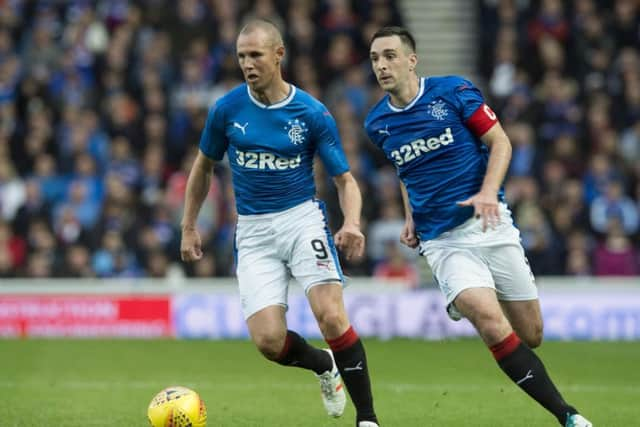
<box><xmin>479</xmin><ymin>0</ymin><xmax>640</xmax><ymax>278</ymax></box>
<box><xmin>0</xmin><ymin>0</ymin><xmax>638</xmax><ymax>284</ymax></box>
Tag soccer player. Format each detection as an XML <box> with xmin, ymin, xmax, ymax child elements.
<box><xmin>365</xmin><ymin>26</ymin><xmax>592</xmax><ymax>427</ymax></box>
<box><xmin>180</xmin><ymin>20</ymin><xmax>379</xmax><ymax>427</ymax></box>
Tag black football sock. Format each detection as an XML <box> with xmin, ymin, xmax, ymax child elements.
<box><xmin>491</xmin><ymin>332</ymin><xmax>577</xmax><ymax>425</ymax></box>
<box><xmin>275</xmin><ymin>330</ymin><xmax>332</xmax><ymax>375</ymax></box>
<box><xmin>328</xmin><ymin>326</ymin><xmax>378</xmax><ymax>424</ymax></box>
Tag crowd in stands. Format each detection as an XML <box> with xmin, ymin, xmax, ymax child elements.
<box><xmin>480</xmin><ymin>0</ymin><xmax>640</xmax><ymax>277</ymax></box>
<box><xmin>0</xmin><ymin>0</ymin><xmax>638</xmax><ymax>285</ymax></box>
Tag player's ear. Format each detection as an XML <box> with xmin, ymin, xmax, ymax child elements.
<box><xmin>275</xmin><ymin>45</ymin><xmax>285</xmax><ymax>65</ymax></box>
<box><xmin>409</xmin><ymin>53</ymin><xmax>418</xmax><ymax>72</ymax></box>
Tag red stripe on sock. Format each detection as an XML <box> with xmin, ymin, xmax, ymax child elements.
<box><xmin>276</xmin><ymin>332</ymin><xmax>293</xmax><ymax>361</ymax></box>
<box><xmin>490</xmin><ymin>332</ymin><xmax>521</xmax><ymax>361</ymax></box>
<box><xmin>326</xmin><ymin>326</ymin><xmax>359</xmax><ymax>352</ymax></box>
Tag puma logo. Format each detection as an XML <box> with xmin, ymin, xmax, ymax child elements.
<box><xmin>234</xmin><ymin>122</ymin><xmax>249</xmax><ymax>135</ymax></box>
<box><xmin>516</xmin><ymin>369</ymin><xmax>534</xmax><ymax>385</ymax></box>
<box><xmin>378</xmin><ymin>125</ymin><xmax>390</xmax><ymax>136</ymax></box>
<box><xmin>343</xmin><ymin>361</ymin><xmax>364</xmax><ymax>372</ymax></box>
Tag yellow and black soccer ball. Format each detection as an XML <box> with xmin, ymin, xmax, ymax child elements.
<box><xmin>147</xmin><ymin>386</ymin><xmax>207</xmax><ymax>427</ymax></box>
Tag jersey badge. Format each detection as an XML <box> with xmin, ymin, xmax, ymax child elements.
<box><xmin>427</xmin><ymin>99</ymin><xmax>448</xmax><ymax>121</ymax></box>
<box><xmin>284</xmin><ymin>119</ymin><xmax>309</xmax><ymax>145</ymax></box>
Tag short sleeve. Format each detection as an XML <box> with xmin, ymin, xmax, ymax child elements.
<box><xmin>199</xmin><ymin>101</ymin><xmax>228</xmax><ymax>161</ymax></box>
<box><xmin>452</xmin><ymin>78</ymin><xmax>498</xmax><ymax>137</ymax></box>
<box><xmin>310</xmin><ymin>107</ymin><xmax>350</xmax><ymax>176</ymax></box>
<box><xmin>451</xmin><ymin>78</ymin><xmax>486</xmax><ymax>121</ymax></box>
<box><xmin>363</xmin><ymin>117</ymin><xmax>380</xmax><ymax>148</ymax></box>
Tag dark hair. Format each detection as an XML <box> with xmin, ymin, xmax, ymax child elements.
<box><xmin>369</xmin><ymin>26</ymin><xmax>416</xmax><ymax>52</ymax></box>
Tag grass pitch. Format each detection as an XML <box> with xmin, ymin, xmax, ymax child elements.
<box><xmin>0</xmin><ymin>339</ymin><xmax>636</xmax><ymax>426</ymax></box>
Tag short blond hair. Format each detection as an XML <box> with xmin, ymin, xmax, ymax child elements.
<box><xmin>239</xmin><ymin>19</ymin><xmax>284</xmax><ymax>48</ymax></box>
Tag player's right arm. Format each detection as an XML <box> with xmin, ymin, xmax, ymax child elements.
<box><xmin>180</xmin><ymin>151</ymin><xmax>215</xmax><ymax>262</ymax></box>
<box><xmin>399</xmin><ymin>181</ymin><xmax>418</xmax><ymax>248</ymax></box>
<box><xmin>333</xmin><ymin>171</ymin><xmax>365</xmax><ymax>260</ymax></box>
<box><xmin>181</xmin><ymin>97</ymin><xmax>229</xmax><ymax>262</ymax></box>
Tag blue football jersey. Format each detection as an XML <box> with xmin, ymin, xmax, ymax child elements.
<box><xmin>200</xmin><ymin>84</ymin><xmax>349</xmax><ymax>215</ymax></box>
<box><xmin>364</xmin><ymin>76</ymin><xmax>504</xmax><ymax>241</ymax></box>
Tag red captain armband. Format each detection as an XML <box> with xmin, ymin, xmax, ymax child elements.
<box><xmin>465</xmin><ymin>103</ymin><xmax>498</xmax><ymax>137</ymax></box>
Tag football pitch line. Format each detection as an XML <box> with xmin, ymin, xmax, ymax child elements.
<box><xmin>1</xmin><ymin>380</ymin><xmax>638</xmax><ymax>394</ymax></box>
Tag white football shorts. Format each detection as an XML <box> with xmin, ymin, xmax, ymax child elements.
<box><xmin>419</xmin><ymin>203</ymin><xmax>537</xmax><ymax>320</ymax></box>
<box><xmin>235</xmin><ymin>199</ymin><xmax>344</xmax><ymax>319</ymax></box>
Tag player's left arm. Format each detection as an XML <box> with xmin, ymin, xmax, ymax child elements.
<box><xmin>457</xmin><ymin>120</ymin><xmax>512</xmax><ymax>231</ymax></box>
<box><xmin>451</xmin><ymin>79</ymin><xmax>512</xmax><ymax>231</ymax></box>
<box><xmin>481</xmin><ymin>123</ymin><xmax>512</xmax><ymax>224</ymax></box>
<box><xmin>333</xmin><ymin>172</ymin><xmax>365</xmax><ymax>260</ymax></box>
<box><xmin>312</xmin><ymin>106</ymin><xmax>365</xmax><ymax>260</ymax></box>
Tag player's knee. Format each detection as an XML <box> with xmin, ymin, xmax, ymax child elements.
<box><xmin>253</xmin><ymin>333</ymin><xmax>286</xmax><ymax>360</ymax></box>
<box><xmin>316</xmin><ymin>309</ymin><xmax>347</xmax><ymax>337</ymax></box>
<box><xmin>522</xmin><ymin>324</ymin><xmax>543</xmax><ymax>348</ymax></box>
<box><xmin>471</xmin><ymin>311</ymin><xmax>511</xmax><ymax>344</ymax></box>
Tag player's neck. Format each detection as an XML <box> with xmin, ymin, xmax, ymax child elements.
<box><xmin>389</xmin><ymin>74</ymin><xmax>420</xmax><ymax>108</ymax></box>
<box><xmin>250</xmin><ymin>78</ymin><xmax>290</xmax><ymax>106</ymax></box>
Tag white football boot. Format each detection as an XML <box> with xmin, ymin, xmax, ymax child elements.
<box><xmin>316</xmin><ymin>349</ymin><xmax>346</xmax><ymax>417</ymax></box>
<box><xmin>358</xmin><ymin>421</ymin><xmax>380</xmax><ymax>427</ymax></box>
<box><xmin>565</xmin><ymin>414</ymin><xmax>593</xmax><ymax>427</ymax></box>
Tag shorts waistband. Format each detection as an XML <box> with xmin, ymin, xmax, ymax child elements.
<box><xmin>237</xmin><ymin>199</ymin><xmax>316</xmax><ymax>223</ymax></box>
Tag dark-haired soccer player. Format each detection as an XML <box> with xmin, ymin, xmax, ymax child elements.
<box><xmin>180</xmin><ymin>20</ymin><xmax>379</xmax><ymax>427</ymax></box>
<box><xmin>364</xmin><ymin>26</ymin><xmax>592</xmax><ymax>427</ymax></box>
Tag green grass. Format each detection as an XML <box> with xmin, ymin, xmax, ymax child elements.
<box><xmin>0</xmin><ymin>339</ymin><xmax>636</xmax><ymax>426</ymax></box>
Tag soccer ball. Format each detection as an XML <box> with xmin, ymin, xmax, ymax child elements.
<box><xmin>147</xmin><ymin>386</ymin><xmax>207</xmax><ymax>427</ymax></box>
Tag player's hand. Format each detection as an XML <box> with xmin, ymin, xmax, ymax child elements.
<box><xmin>180</xmin><ymin>227</ymin><xmax>203</xmax><ymax>262</ymax></box>
<box><xmin>334</xmin><ymin>223</ymin><xmax>365</xmax><ymax>261</ymax></box>
<box><xmin>400</xmin><ymin>218</ymin><xmax>419</xmax><ymax>248</ymax></box>
<box><xmin>456</xmin><ymin>191</ymin><xmax>500</xmax><ymax>232</ymax></box>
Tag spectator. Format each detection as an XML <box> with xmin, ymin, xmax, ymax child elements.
<box><xmin>92</xmin><ymin>229</ymin><xmax>140</xmax><ymax>278</ymax></box>
<box><xmin>368</xmin><ymin>202</ymin><xmax>416</xmax><ymax>264</ymax></box>
<box><xmin>190</xmin><ymin>252</ymin><xmax>218</xmax><ymax>277</ymax></box>
<box><xmin>24</xmin><ymin>251</ymin><xmax>55</xmax><ymax>278</ymax></box>
<box><xmin>58</xmin><ymin>244</ymin><xmax>95</xmax><ymax>278</ymax></box>
<box><xmin>145</xmin><ymin>250</ymin><xmax>171</xmax><ymax>278</ymax></box>
<box><xmin>593</xmin><ymin>225</ymin><xmax>640</xmax><ymax>276</ymax></box>
<box><xmin>506</xmin><ymin>122</ymin><xmax>539</xmax><ymax>177</ymax></box>
<box><xmin>527</xmin><ymin>0</ymin><xmax>569</xmax><ymax>47</ymax></box>
<box><xmin>13</xmin><ymin>178</ymin><xmax>52</xmax><ymax>236</ymax></box>
<box><xmin>0</xmin><ymin>155</ymin><xmax>25</xmax><ymax>222</ymax></box>
<box><xmin>590</xmin><ymin>180</ymin><xmax>639</xmax><ymax>235</ymax></box>
<box><xmin>0</xmin><ymin>220</ymin><xmax>26</xmax><ymax>270</ymax></box>
<box><xmin>373</xmin><ymin>240</ymin><xmax>419</xmax><ymax>289</ymax></box>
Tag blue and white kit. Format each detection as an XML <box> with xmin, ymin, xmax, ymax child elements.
<box><xmin>200</xmin><ymin>84</ymin><xmax>347</xmax><ymax>318</ymax></box>
<box><xmin>365</xmin><ymin>76</ymin><xmax>537</xmax><ymax>318</ymax></box>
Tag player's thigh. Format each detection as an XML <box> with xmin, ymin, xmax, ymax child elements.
<box><xmin>421</xmin><ymin>244</ymin><xmax>495</xmax><ymax>318</ymax></box>
<box><xmin>287</xmin><ymin>203</ymin><xmax>343</xmax><ymax>293</ymax></box>
<box><xmin>500</xmin><ymin>299</ymin><xmax>543</xmax><ymax>348</ymax></box>
<box><xmin>454</xmin><ymin>287</ymin><xmax>513</xmax><ymax>346</ymax></box>
<box><xmin>485</xmin><ymin>230</ymin><xmax>538</xmax><ymax>302</ymax></box>
<box><xmin>307</xmin><ymin>283</ymin><xmax>349</xmax><ymax>339</ymax></box>
<box><xmin>246</xmin><ymin>305</ymin><xmax>288</xmax><ymax>357</ymax></box>
<box><xmin>236</xmin><ymin>236</ymin><xmax>290</xmax><ymax>321</ymax></box>
<box><xmin>483</xmin><ymin>235</ymin><xmax>540</xmax><ymax>346</ymax></box>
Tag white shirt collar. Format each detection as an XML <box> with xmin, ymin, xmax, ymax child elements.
<box><xmin>247</xmin><ymin>84</ymin><xmax>296</xmax><ymax>109</ymax></box>
<box><xmin>387</xmin><ymin>77</ymin><xmax>426</xmax><ymax>112</ymax></box>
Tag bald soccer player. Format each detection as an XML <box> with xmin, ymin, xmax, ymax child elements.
<box><xmin>180</xmin><ymin>20</ymin><xmax>379</xmax><ymax>427</ymax></box>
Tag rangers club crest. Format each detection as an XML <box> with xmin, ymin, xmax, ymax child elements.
<box><xmin>284</xmin><ymin>119</ymin><xmax>309</xmax><ymax>145</ymax></box>
<box><xmin>427</xmin><ymin>99</ymin><xmax>448</xmax><ymax>120</ymax></box>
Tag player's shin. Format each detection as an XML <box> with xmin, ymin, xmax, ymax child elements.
<box><xmin>490</xmin><ymin>332</ymin><xmax>578</xmax><ymax>425</ymax></box>
<box><xmin>327</xmin><ymin>326</ymin><xmax>378</xmax><ymax>424</ymax></box>
<box><xmin>275</xmin><ymin>330</ymin><xmax>333</xmax><ymax>374</ymax></box>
